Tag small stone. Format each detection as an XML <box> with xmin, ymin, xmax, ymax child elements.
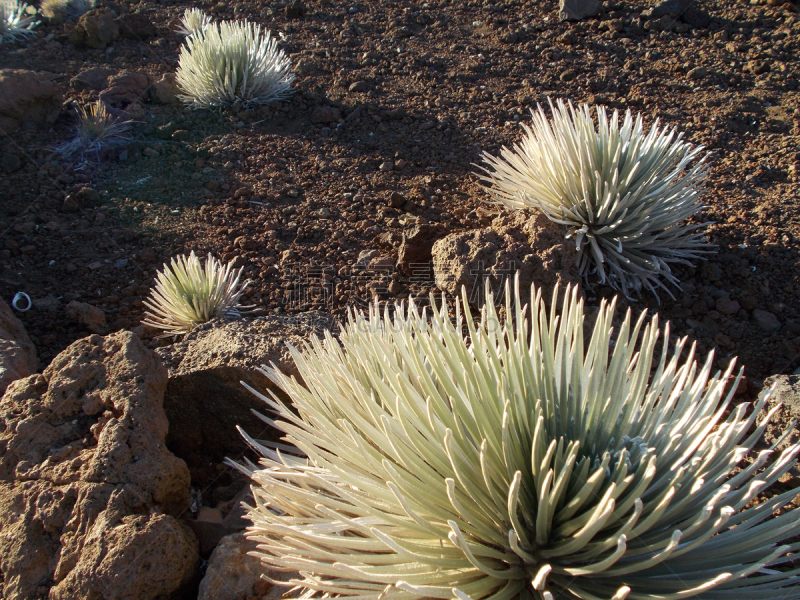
<box><xmin>285</xmin><ymin>1</ymin><xmax>305</xmax><ymax>18</ymax></box>
<box><xmin>61</xmin><ymin>195</ymin><xmax>81</xmax><ymax>213</ymax></box>
<box><xmin>388</xmin><ymin>192</ymin><xmax>405</xmax><ymax>208</ymax></box>
<box><xmin>559</xmin><ymin>0</ymin><xmax>600</xmax><ymax>21</ymax></box>
<box><xmin>746</xmin><ymin>60</ymin><xmax>770</xmax><ymax>75</ymax></box>
<box><xmin>171</xmin><ymin>129</ymin><xmax>190</xmax><ymax>141</ymax></box>
<box><xmin>206</xmin><ymin>180</ymin><xmax>219</xmax><ymax>191</ymax></box>
<box><xmin>143</xmin><ymin>147</ymin><xmax>159</xmax><ymax>158</ymax></box>
<box><xmin>560</xmin><ymin>69</ymin><xmax>577</xmax><ymax>82</ymax></box>
<box><xmin>314</xmin><ymin>208</ymin><xmax>331</xmax><ymax>218</ymax></box>
<box><xmin>379</xmin><ymin>161</ymin><xmax>394</xmax><ymax>172</ymax></box>
<box><xmin>687</xmin><ymin>66</ymin><xmax>708</xmax><ymax>80</ymax></box>
<box><xmin>394</xmin><ymin>159</ymin><xmax>407</xmax><ymax>170</ymax></box>
<box><xmin>349</xmin><ymin>81</ymin><xmax>368</xmax><ymax>93</ymax></box>
<box><xmin>389</xmin><ymin>280</ymin><xmax>403</xmax><ymax>295</ymax></box>
<box><xmin>753</xmin><ymin>309</ymin><xmax>781</xmax><ymax>332</ymax></box>
<box><xmin>715</xmin><ymin>296</ymin><xmax>740</xmax><ymax>315</ymax></box>
<box><xmin>66</xmin><ymin>301</ymin><xmax>109</xmax><ymax>334</ymax></box>
<box><xmin>113</xmin><ymin>259</ymin><xmax>128</xmax><ymax>268</ymax></box>
<box><xmin>287</xmin><ymin>188</ymin><xmax>300</xmax><ymax>198</ymax></box>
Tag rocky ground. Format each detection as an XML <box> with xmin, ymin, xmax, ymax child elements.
<box><xmin>0</xmin><ymin>0</ymin><xmax>798</xmax><ymax>383</ymax></box>
<box><xmin>1</xmin><ymin>0</ymin><xmax>800</xmax><ymax>597</ymax></box>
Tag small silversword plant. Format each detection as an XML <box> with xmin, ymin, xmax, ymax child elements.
<box><xmin>40</xmin><ymin>0</ymin><xmax>94</xmax><ymax>22</ymax></box>
<box><xmin>176</xmin><ymin>7</ymin><xmax>211</xmax><ymax>37</ymax></box>
<box><xmin>142</xmin><ymin>251</ymin><xmax>253</xmax><ymax>337</ymax></box>
<box><xmin>175</xmin><ymin>19</ymin><xmax>294</xmax><ymax>109</ymax></box>
<box><xmin>55</xmin><ymin>101</ymin><xmax>131</xmax><ymax>160</ymax></box>
<box><xmin>0</xmin><ymin>0</ymin><xmax>38</xmax><ymax>43</ymax></box>
<box><xmin>478</xmin><ymin>99</ymin><xmax>712</xmax><ymax>298</ymax></box>
<box><xmin>235</xmin><ymin>276</ymin><xmax>800</xmax><ymax>600</ymax></box>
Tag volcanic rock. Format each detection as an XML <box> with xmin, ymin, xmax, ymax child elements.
<box><xmin>0</xmin><ymin>297</ymin><xmax>37</xmax><ymax>396</ymax></box>
<box><xmin>0</xmin><ymin>331</ymin><xmax>196</xmax><ymax>600</ymax></box>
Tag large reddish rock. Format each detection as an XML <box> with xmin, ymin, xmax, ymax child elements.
<box><xmin>154</xmin><ymin>313</ymin><xmax>334</xmax><ymax>490</ymax></box>
<box><xmin>432</xmin><ymin>210</ymin><xmax>580</xmax><ymax>306</ymax></box>
<box><xmin>0</xmin><ymin>70</ymin><xmax>62</xmax><ymax>132</ymax></box>
<box><xmin>0</xmin><ymin>298</ymin><xmax>37</xmax><ymax>396</ymax></box>
<box><xmin>0</xmin><ymin>331</ymin><xmax>197</xmax><ymax>600</ymax></box>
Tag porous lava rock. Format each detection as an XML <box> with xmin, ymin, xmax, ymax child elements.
<box><xmin>154</xmin><ymin>313</ymin><xmax>334</xmax><ymax>488</ymax></box>
<box><xmin>0</xmin><ymin>297</ymin><xmax>37</xmax><ymax>397</ymax></box>
<box><xmin>432</xmin><ymin>211</ymin><xmax>581</xmax><ymax>305</ymax></box>
<box><xmin>69</xmin><ymin>8</ymin><xmax>120</xmax><ymax>49</ymax></box>
<box><xmin>0</xmin><ymin>70</ymin><xmax>62</xmax><ymax>132</ymax></box>
<box><xmin>0</xmin><ymin>331</ymin><xmax>197</xmax><ymax>600</ymax></box>
<box><xmin>198</xmin><ymin>531</ymin><xmax>302</xmax><ymax>600</ymax></box>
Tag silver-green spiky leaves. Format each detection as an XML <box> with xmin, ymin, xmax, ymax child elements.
<box><xmin>236</xmin><ymin>278</ymin><xmax>800</xmax><ymax>600</ymax></box>
<box><xmin>176</xmin><ymin>7</ymin><xmax>211</xmax><ymax>37</ymax></box>
<box><xmin>0</xmin><ymin>0</ymin><xmax>38</xmax><ymax>43</ymax></box>
<box><xmin>142</xmin><ymin>251</ymin><xmax>253</xmax><ymax>337</ymax></box>
<box><xmin>175</xmin><ymin>19</ymin><xmax>294</xmax><ymax>109</ymax></box>
<box><xmin>478</xmin><ymin>99</ymin><xmax>712</xmax><ymax>298</ymax></box>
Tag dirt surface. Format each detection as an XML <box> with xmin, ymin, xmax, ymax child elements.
<box><xmin>1</xmin><ymin>0</ymin><xmax>799</xmax><ymax>387</ymax></box>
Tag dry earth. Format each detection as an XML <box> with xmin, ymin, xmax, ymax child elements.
<box><xmin>0</xmin><ymin>0</ymin><xmax>799</xmax><ymax>389</ymax></box>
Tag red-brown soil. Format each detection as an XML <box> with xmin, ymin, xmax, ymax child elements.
<box><xmin>1</xmin><ymin>0</ymin><xmax>799</xmax><ymax>388</ymax></box>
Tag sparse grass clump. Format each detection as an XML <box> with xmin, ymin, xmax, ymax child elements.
<box><xmin>175</xmin><ymin>19</ymin><xmax>294</xmax><ymax>109</ymax></box>
<box><xmin>478</xmin><ymin>99</ymin><xmax>712</xmax><ymax>298</ymax></box>
<box><xmin>176</xmin><ymin>7</ymin><xmax>211</xmax><ymax>37</ymax></box>
<box><xmin>39</xmin><ymin>0</ymin><xmax>93</xmax><ymax>23</ymax></box>
<box><xmin>142</xmin><ymin>251</ymin><xmax>253</xmax><ymax>337</ymax></box>
<box><xmin>236</xmin><ymin>278</ymin><xmax>800</xmax><ymax>600</ymax></box>
<box><xmin>0</xmin><ymin>0</ymin><xmax>38</xmax><ymax>43</ymax></box>
<box><xmin>55</xmin><ymin>101</ymin><xmax>131</xmax><ymax>160</ymax></box>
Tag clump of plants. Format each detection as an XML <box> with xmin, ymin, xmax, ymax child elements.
<box><xmin>175</xmin><ymin>19</ymin><xmax>294</xmax><ymax>109</ymax></box>
<box><xmin>176</xmin><ymin>7</ymin><xmax>211</xmax><ymax>37</ymax></box>
<box><xmin>55</xmin><ymin>101</ymin><xmax>131</xmax><ymax>160</ymax></box>
<box><xmin>478</xmin><ymin>99</ymin><xmax>712</xmax><ymax>298</ymax></box>
<box><xmin>39</xmin><ymin>0</ymin><xmax>93</xmax><ymax>23</ymax></box>
<box><xmin>142</xmin><ymin>251</ymin><xmax>253</xmax><ymax>337</ymax></box>
<box><xmin>0</xmin><ymin>0</ymin><xmax>38</xmax><ymax>43</ymax></box>
<box><xmin>236</xmin><ymin>278</ymin><xmax>800</xmax><ymax>600</ymax></box>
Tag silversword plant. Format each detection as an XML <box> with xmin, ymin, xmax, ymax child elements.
<box><xmin>176</xmin><ymin>7</ymin><xmax>211</xmax><ymax>37</ymax></box>
<box><xmin>55</xmin><ymin>101</ymin><xmax>131</xmax><ymax>160</ymax></box>
<box><xmin>236</xmin><ymin>277</ymin><xmax>800</xmax><ymax>600</ymax></box>
<box><xmin>142</xmin><ymin>251</ymin><xmax>253</xmax><ymax>337</ymax></box>
<box><xmin>176</xmin><ymin>19</ymin><xmax>294</xmax><ymax>109</ymax></box>
<box><xmin>478</xmin><ymin>99</ymin><xmax>712</xmax><ymax>298</ymax></box>
<box><xmin>0</xmin><ymin>0</ymin><xmax>38</xmax><ymax>43</ymax></box>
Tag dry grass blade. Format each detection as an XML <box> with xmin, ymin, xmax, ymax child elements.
<box><xmin>477</xmin><ymin>98</ymin><xmax>713</xmax><ymax>299</ymax></box>
<box><xmin>142</xmin><ymin>251</ymin><xmax>254</xmax><ymax>337</ymax></box>
<box><xmin>55</xmin><ymin>101</ymin><xmax>131</xmax><ymax>160</ymax></box>
<box><xmin>234</xmin><ymin>275</ymin><xmax>800</xmax><ymax>600</ymax></box>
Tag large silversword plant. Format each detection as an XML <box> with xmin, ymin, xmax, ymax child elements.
<box><xmin>235</xmin><ymin>278</ymin><xmax>800</xmax><ymax>600</ymax></box>
<box><xmin>478</xmin><ymin>99</ymin><xmax>712</xmax><ymax>299</ymax></box>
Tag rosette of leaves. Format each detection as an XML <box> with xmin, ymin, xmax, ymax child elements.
<box><xmin>176</xmin><ymin>7</ymin><xmax>211</xmax><ymax>37</ymax></box>
<box><xmin>142</xmin><ymin>251</ymin><xmax>253</xmax><ymax>337</ymax></box>
<box><xmin>0</xmin><ymin>0</ymin><xmax>38</xmax><ymax>43</ymax></box>
<box><xmin>175</xmin><ymin>18</ymin><xmax>294</xmax><ymax>109</ymax></box>
<box><xmin>235</xmin><ymin>277</ymin><xmax>800</xmax><ymax>600</ymax></box>
<box><xmin>478</xmin><ymin>99</ymin><xmax>713</xmax><ymax>298</ymax></box>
